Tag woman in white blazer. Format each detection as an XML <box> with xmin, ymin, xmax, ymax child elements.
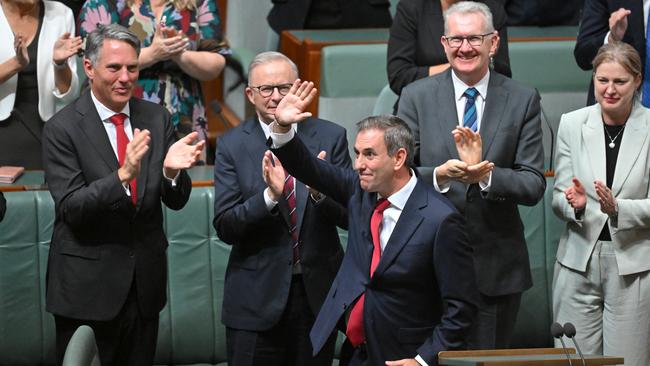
<box><xmin>553</xmin><ymin>42</ymin><xmax>650</xmax><ymax>366</ymax></box>
<box><xmin>0</xmin><ymin>0</ymin><xmax>80</xmax><ymax>169</ymax></box>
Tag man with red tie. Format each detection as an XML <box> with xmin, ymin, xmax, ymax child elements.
<box><xmin>213</xmin><ymin>51</ymin><xmax>351</xmax><ymax>366</ymax></box>
<box><xmin>42</xmin><ymin>24</ymin><xmax>203</xmax><ymax>366</ymax></box>
<box><xmin>268</xmin><ymin>80</ymin><xmax>480</xmax><ymax>366</ymax></box>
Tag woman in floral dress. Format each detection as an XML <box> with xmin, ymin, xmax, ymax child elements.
<box><xmin>79</xmin><ymin>0</ymin><xmax>230</xmax><ymax>162</ymax></box>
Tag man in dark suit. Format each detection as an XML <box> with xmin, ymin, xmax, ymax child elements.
<box><xmin>267</xmin><ymin>0</ymin><xmax>392</xmax><ymax>34</ymax></box>
<box><xmin>268</xmin><ymin>83</ymin><xmax>479</xmax><ymax>365</ymax></box>
<box><xmin>397</xmin><ymin>1</ymin><xmax>546</xmax><ymax>349</ymax></box>
<box><xmin>574</xmin><ymin>0</ymin><xmax>645</xmax><ymax>105</ymax></box>
<box><xmin>42</xmin><ymin>24</ymin><xmax>204</xmax><ymax>365</ymax></box>
<box><xmin>213</xmin><ymin>51</ymin><xmax>351</xmax><ymax>366</ymax></box>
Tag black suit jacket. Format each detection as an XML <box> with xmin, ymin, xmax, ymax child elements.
<box><xmin>271</xmin><ymin>135</ymin><xmax>478</xmax><ymax>366</ymax></box>
<box><xmin>0</xmin><ymin>191</ymin><xmax>5</xmax><ymax>222</ymax></box>
<box><xmin>214</xmin><ymin>117</ymin><xmax>351</xmax><ymax>331</ymax></box>
<box><xmin>398</xmin><ymin>70</ymin><xmax>546</xmax><ymax>297</ymax></box>
<box><xmin>387</xmin><ymin>0</ymin><xmax>511</xmax><ymax>98</ymax></box>
<box><xmin>574</xmin><ymin>0</ymin><xmax>644</xmax><ymax>105</ymax></box>
<box><xmin>267</xmin><ymin>0</ymin><xmax>392</xmax><ymax>33</ymax></box>
<box><xmin>43</xmin><ymin>90</ymin><xmax>191</xmax><ymax>321</ymax></box>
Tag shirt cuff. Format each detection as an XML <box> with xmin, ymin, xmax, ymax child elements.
<box><xmin>432</xmin><ymin>167</ymin><xmax>450</xmax><ymax>193</ymax></box>
<box><xmin>604</xmin><ymin>30</ymin><xmax>611</xmax><ymax>45</ymax></box>
<box><xmin>479</xmin><ymin>171</ymin><xmax>492</xmax><ymax>191</ymax></box>
<box><xmin>269</xmin><ymin>122</ymin><xmax>295</xmax><ymax>147</ymax></box>
<box><xmin>264</xmin><ymin>187</ymin><xmax>278</xmax><ymax>211</ymax></box>
<box><xmin>415</xmin><ymin>355</ymin><xmax>428</xmax><ymax>366</ymax></box>
<box><xmin>163</xmin><ymin>168</ymin><xmax>180</xmax><ymax>187</ymax></box>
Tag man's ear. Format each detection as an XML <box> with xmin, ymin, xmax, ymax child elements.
<box><xmin>393</xmin><ymin>148</ymin><xmax>407</xmax><ymax>171</ymax></box>
<box><xmin>245</xmin><ymin>87</ymin><xmax>255</xmax><ymax>105</ymax></box>
<box><xmin>83</xmin><ymin>58</ymin><xmax>94</xmax><ymax>82</ymax></box>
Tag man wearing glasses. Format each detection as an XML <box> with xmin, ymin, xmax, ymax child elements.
<box><xmin>213</xmin><ymin>51</ymin><xmax>351</xmax><ymax>365</ymax></box>
<box><xmin>398</xmin><ymin>1</ymin><xmax>545</xmax><ymax>350</ymax></box>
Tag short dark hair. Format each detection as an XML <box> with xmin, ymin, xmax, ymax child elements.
<box><xmin>356</xmin><ymin>115</ymin><xmax>415</xmax><ymax>168</ymax></box>
<box><xmin>84</xmin><ymin>24</ymin><xmax>141</xmax><ymax>66</ymax></box>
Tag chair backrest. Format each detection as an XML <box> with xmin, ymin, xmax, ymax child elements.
<box><xmin>508</xmin><ymin>40</ymin><xmax>591</xmax><ymax>170</ymax></box>
<box><xmin>62</xmin><ymin>325</ymin><xmax>100</xmax><ymax>366</ymax></box>
<box><xmin>372</xmin><ymin>84</ymin><xmax>399</xmax><ymax>116</ymax></box>
<box><xmin>318</xmin><ymin>43</ymin><xmax>389</xmax><ymax>159</ymax></box>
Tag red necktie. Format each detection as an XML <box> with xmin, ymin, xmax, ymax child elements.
<box><xmin>346</xmin><ymin>198</ymin><xmax>391</xmax><ymax>347</ymax></box>
<box><xmin>283</xmin><ymin>173</ymin><xmax>299</xmax><ymax>263</ymax></box>
<box><xmin>108</xmin><ymin>113</ymin><xmax>137</xmax><ymax>205</ymax></box>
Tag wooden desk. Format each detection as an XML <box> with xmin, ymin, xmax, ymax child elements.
<box><xmin>439</xmin><ymin>348</ymin><xmax>623</xmax><ymax>366</ymax></box>
<box><xmin>280</xmin><ymin>28</ymin><xmax>389</xmax><ymax>116</ymax></box>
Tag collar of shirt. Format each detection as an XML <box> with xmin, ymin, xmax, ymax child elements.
<box><xmin>451</xmin><ymin>70</ymin><xmax>489</xmax><ymax>131</ymax></box>
<box><xmin>377</xmin><ymin>170</ymin><xmax>418</xmax><ymax>252</ymax></box>
<box><xmin>259</xmin><ymin>118</ymin><xmax>297</xmax><ymax>140</ymax></box>
<box><xmin>91</xmin><ymin>91</ymin><xmax>133</xmax><ymax>156</ymax></box>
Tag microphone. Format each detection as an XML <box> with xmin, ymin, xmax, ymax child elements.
<box><xmin>563</xmin><ymin>322</ymin><xmax>586</xmax><ymax>366</ymax></box>
<box><xmin>551</xmin><ymin>322</ymin><xmax>573</xmax><ymax>366</ymax></box>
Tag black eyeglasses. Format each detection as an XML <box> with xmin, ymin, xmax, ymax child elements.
<box><xmin>443</xmin><ymin>32</ymin><xmax>494</xmax><ymax>48</ymax></box>
<box><xmin>249</xmin><ymin>83</ymin><xmax>293</xmax><ymax>97</ymax></box>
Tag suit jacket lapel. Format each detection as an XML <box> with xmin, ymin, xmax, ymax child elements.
<box><xmin>583</xmin><ymin>106</ymin><xmax>606</xmax><ymax>183</ymax></box>
<box><xmin>128</xmin><ymin>100</ymin><xmax>151</xmax><ymax>209</ymax></box>
<box><xmin>481</xmin><ymin>74</ymin><xmax>508</xmax><ymax>158</ymax></box>
<box><xmin>612</xmin><ymin>103</ymin><xmax>648</xmax><ymax>195</ymax></box>
<box><xmin>373</xmin><ymin>181</ymin><xmax>425</xmax><ymax>278</ymax></box>
<box><xmin>439</xmin><ymin>71</ymin><xmax>462</xmax><ymax>159</ymax></box>
<box><xmin>76</xmin><ymin>91</ymin><xmax>119</xmax><ymax>171</ymax></box>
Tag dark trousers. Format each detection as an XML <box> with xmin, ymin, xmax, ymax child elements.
<box><xmin>54</xmin><ymin>286</ymin><xmax>159</xmax><ymax>366</ymax></box>
<box><xmin>226</xmin><ymin>275</ymin><xmax>336</xmax><ymax>366</ymax></box>
<box><xmin>466</xmin><ymin>292</ymin><xmax>522</xmax><ymax>350</ymax></box>
<box><xmin>339</xmin><ymin>339</ymin><xmax>368</xmax><ymax>366</ymax></box>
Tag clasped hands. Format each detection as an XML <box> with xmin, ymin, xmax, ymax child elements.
<box><xmin>151</xmin><ymin>23</ymin><xmax>190</xmax><ymax>62</ymax></box>
<box><xmin>118</xmin><ymin>130</ymin><xmax>205</xmax><ymax>184</ymax></box>
<box><xmin>564</xmin><ymin>178</ymin><xmax>618</xmax><ymax>216</ymax></box>
<box><xmin>437</xmin><ymin>127</ymin><xmax>494</xmax><ymax>185</ymax></box>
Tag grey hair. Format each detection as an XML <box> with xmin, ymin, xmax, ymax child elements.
<box><xmin>356</xmin><ymin>115</ymin><xmax>415</xmax><ymax>168</ymax></box>
<box><xmin>248</xmin><ymin>51</ymin><xmax>299</xmax><ymax>84</ymax></box>
<box><xmin>444</xmin><ymin>1</ymin><xmax>495</xmax><ymax>34</ymax></box>
<box><xmin>84</xmin><ymin>24</ymin><xmax>141</xmax><ymax>66</ymax></box>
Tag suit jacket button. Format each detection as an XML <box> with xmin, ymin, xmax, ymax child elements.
<box><xmin>129</xmin><ymin>251</ymin><xmax>134</xmax><ymax>258</ymax></box>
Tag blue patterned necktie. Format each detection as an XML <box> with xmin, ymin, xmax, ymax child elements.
<box><xmin>643</xmin><ymin>11</ymin><xmax>650</xmax><ymax>107</ymax></box>
<box><xmin>463</xmin><ymin>87</ymin><xmax>478</xmax><ymax>131</ymax></box>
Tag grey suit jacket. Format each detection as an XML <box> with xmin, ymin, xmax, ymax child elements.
<box><xmin>552</xmin><ymin>102</ymin><xmax>650</xmax><ymax>276</ymax></box>
<box><xmin>398</xmin><ymin>69</ymin><xmax>546</xmax><ymax>296</ymax></box>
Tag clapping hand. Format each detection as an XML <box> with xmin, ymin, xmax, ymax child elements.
<box><xmin>274</xmin><ymin>79</ymin><xmax>318</xmax><ymax>127</ymax></box>
<box><xmin>151</xmin><ymin>24</ymin><xmax>188</xmax><ymax>62</ymax></box>
<box><xmin>452</xmin><ymin>126</ymin><xmax>482</xmax><ymax>165</ymax></box>
<box><xmin>163</xmin><ymin>131</ymin><xmax>205</xmax><ymax>178</ymax></box>
<box><xmin>608</xmin><ymin>8</ymin><xmax>631</xmax><ymax>42</ymax></box>
<box><xmin>262</xmin><ymin>151</ymin><xmax>285</xmax><ymax>202</ymax></box>
<box><xmin>14</xmin><ymin>33</ymin><xmax>29</xmax><ymax>68</ymax></box>
<box><xmin>118</xmin><ymin>128</ymin><xmax>151</xmax><ymax>183</ymax></box>
<box><xmin>564</xmin><ymin>177</ymin><xmax>586</xmax><ymax>210</ymax></box>
<box><xmin>52</xmin><ymin>32</ymin><xmax>82</xmax><ymax>66</ymax></box>
<box><xmin>595</xmin><ymin>180</ymin><xmax>617</xmax><ymax>216</ymax></box>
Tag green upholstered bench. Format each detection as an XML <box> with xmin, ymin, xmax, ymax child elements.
<box><xmin>0</xmin><ymin>176</ymin><xmax>564</xmax><ymax>364</ymax></box>
<box><xmin>509</xmin><ymin>40</ymin><xmax>591</xmax><ymax>170</ymax></box>
<box><xmin>318</xmin><ymin>43</ymin><xmax>389</xmax><ymax>159</ymax></box>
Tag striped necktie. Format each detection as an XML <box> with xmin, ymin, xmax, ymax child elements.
<box><xmin>283</xmin><ymin>173</ymin><xmax>299</xmax><ymax>264</ymax></box>
<box><xmin>463</xmin><ymin>87</ymin><xmax>478</xmax><ymax>132</ymax></box>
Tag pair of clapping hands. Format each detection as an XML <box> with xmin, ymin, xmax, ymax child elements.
<box><xmin>438</xmin><ymin>127</ymin><xmax>493</xmax><ymax>185</ymax></box>
<box><xmin>150</xmin><ymin>17</ymin><xmax>191</xmax><ymax>62</ymax></box>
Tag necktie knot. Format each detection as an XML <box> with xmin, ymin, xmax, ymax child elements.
<box><xmin>108</xmin><ymin>113</ymin><xmax>127</xmax><ymax>127</ymax></box>
<box><xmin>464</xmin><ymin>87</ymin><xmax>478</xmax><ymax>101</ymax></box>
<box><xmin>375</xmin><ymin>198</ymin><xmax>390</xmax><ymax>214</ymax></box>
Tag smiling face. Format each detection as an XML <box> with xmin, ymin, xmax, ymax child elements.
<box><xmin>594</xmin><ymin>60</ymin><xmax>641</xmax><ymax>122</ymax></box>
<box><xmin>354</xmin><ymin>128</ymin><xmax>406</xmax><ymax>197</ymax></box>
<box><xmin>84</xmin><ymin>39</ymin><xmax>139</xmax><ymax>112</ymax></box>
<box><xmin>246</xmin><ymin>60</ymin><xmax>298</xmax><ymax>124</ymax></box>
<box><xmin>441</xmin><ymin>11</ymin><xmax>498</xmax><ymax>85</ymax></box>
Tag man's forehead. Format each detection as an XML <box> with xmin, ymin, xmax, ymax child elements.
<box><xmin>250</xmin><ymin>61</ymin><xmax>296</xmax><ymax>82</ymax></box>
